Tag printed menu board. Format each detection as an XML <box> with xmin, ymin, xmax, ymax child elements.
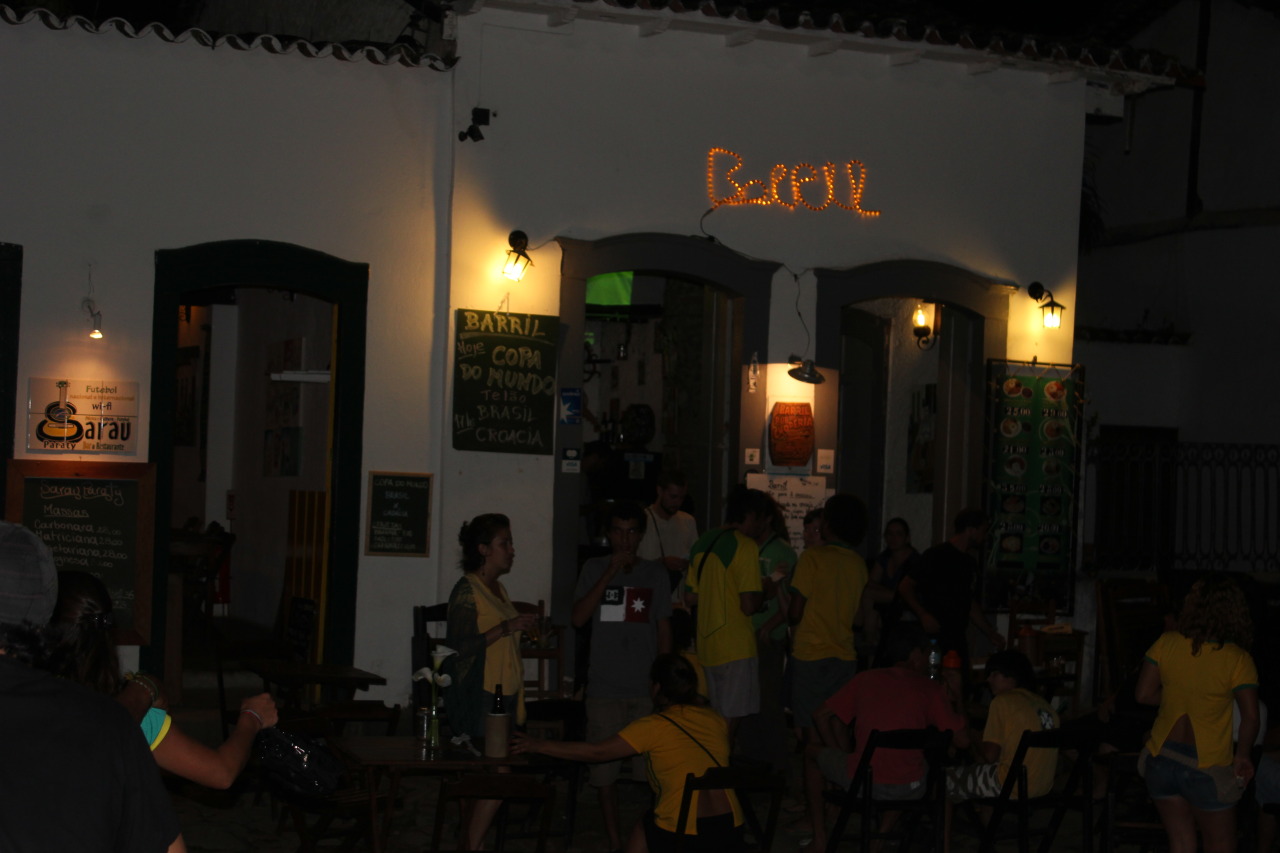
<box><xmin>984</xmin><ymin>362</ymin><xmax>1084</xmax><ymax>613</ymax></box>
<box><xmin>452</xmin><ymin>309</ymin><xmax>559</xmax><ymax>456</ymax></box>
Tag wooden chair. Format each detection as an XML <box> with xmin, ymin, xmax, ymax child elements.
<box><xmin>429</xmin><ymin>773</ymin><xmax>556</xmax><ymax>853</ymax></box>
<box><xmin>962</xmin><ymin>725</ymin><xmax>1097</xmax><ymax>853</ymax></box>
<box><xmin>673</xmin><ymin>765</ymin><xmax>786</xmax><ymax>852</ymax></box>
<box><xmin>513</xmin><ymin>599</ymin><xmax>564</xmax><ymax>700</ymax></box>
<box><xmin>822</xmin><ymin>726</ymin><xmax>952</xmax><ymax>853</ymax></box>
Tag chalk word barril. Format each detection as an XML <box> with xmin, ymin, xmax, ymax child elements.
<box><xmin>706</xmin><ymin>148</ymin><xmax>880</xmax><ymax>216</ymax></box>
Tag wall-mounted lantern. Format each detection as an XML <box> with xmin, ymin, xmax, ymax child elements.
<box><xmin>1027</xmin><ymin>282</ymin><xmax>1065</xmax><ymax>329</ymax></box>
<box><xmin>501</xmin><ymin>230</ymin><xmax>532</xmax><ymax>282</ymax></box>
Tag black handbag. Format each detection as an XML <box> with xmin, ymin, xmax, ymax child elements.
<box><xmin>254</xmin><ymin>727</ymin><xmax>344</xmax><ymax>799</ymax></box>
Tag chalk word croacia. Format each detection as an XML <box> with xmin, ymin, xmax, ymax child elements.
<box><xmin>706</xmin><ymin>147</ymin><xmax>880</xmax><ymax>216</ymax></box>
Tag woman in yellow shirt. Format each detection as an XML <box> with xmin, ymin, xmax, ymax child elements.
<box><xmin>514</xmin><ymin>653</ymin><xmax>745</xmax><ymax>853</ymax></box>
<box><xmin>1136</xmin><ymin>575</ymin><xmax>1259</xmax><ymax>853</ymax></box>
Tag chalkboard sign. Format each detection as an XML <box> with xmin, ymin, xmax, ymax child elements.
<box><xmin>5</xmin><ymin>460</ymin><xmax>155</xmax><ymax>644</ymax></box>
<box><xmin>452</xmin><ymin>309</ymin><xmax>558</xmax><ymax>456</ymax></box>
<box><xmin>365</xmin><ymin>471</ymin><xmax>432</xmax><ymax>557</ymax></box>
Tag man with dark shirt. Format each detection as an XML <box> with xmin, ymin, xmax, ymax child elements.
<box><xmin>0</xmin><ymin>521</ymin><xmax>185</xmax><ymax>853</ymax></box>
<box><xmin>897</xmin><ymin>508</ymin><xmax>1004</xmax><ymax>672</ymax></box>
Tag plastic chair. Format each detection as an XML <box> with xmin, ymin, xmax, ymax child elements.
<box><xmin>429</xmin><ymin>773</ymin><xmax>555</xmax><ymax>853</ymax></box>
<box><xmin>822</xmin><ymin>726</ymin><xmax>952</xmax><ymax>853</ymax></box>
<box><xmin>673</xmin><ymin>765</ymin><xmax>786</xmax><ymax>852</ymax></box>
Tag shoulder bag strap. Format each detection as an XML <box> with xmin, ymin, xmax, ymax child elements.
<box><xmin>657</xmin><ymin>713</ymin><xmax>722</xmax><ymax>767</ymax></box>
<box><xmin>646</xmin><ymin>507</ymin><xmax>666</xmax><ymax>560</ymax></box>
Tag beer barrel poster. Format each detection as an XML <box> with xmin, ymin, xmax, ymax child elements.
<box><xmin>452</xmin><ymin>309</ymin><xmax>559</xmax><ymax>456</ymax></box>
<box><xmin>983</xmin><ymin>361</ymin><xmax>1084</xmax><ymax>613</ymax></box>
<box><xmin>5</xmin><ymin>460</ymin><xmax>155</xmax><ymax>644</ymax></box>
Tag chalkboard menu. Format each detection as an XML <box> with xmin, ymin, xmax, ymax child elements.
<box><xmin>5</xmin><ymin>460</ymin><xmax>155</xmax><ymax>644</ymax></box>
<box><xmin>452</xmin><ymin>309</ymin><xmax>558</xmax><ymax>456</ymax></box>
<box><xmin>983</xmin><ymin>361</ymin><xmax>1084</xmax><ymax>614</ymax></box>
<box><xmin>365</xmin><ymin>471</ymin><xmax>432</xmax><ymax>556</ymax></box>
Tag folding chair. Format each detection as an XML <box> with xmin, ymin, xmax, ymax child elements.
<box><xmin>429</xmin><ymin>773</ymin><xmax>556</xmax><ymax>853</ymax></box>
<box><xmin>820</xmin><ymin>726</ymin><xmax>952</xmax><ymax>853</ymax></box>
<box><xmin>965</xmin><ymin>725</ymin><xmax>1097</xmax><ymax>853</ymax></box>
<box><xmin>673</xmin><ymin>765</ymin><xmax>786</xmax><ymax>852</ymax></box>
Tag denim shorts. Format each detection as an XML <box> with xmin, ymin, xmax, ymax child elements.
<box><xmin>1143</xmin><ymin>741</ymin><xmax>1238</xmax><ymax>812</ymax></box>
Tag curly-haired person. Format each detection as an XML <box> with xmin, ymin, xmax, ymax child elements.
<box><xmin>1136</xmin><ymin>575</ymin><xmax>1260</xmax><ymax>853</ymax></box>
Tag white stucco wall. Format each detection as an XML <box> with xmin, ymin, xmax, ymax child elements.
<box><xmin>443</xmin><ymin>8</ymin><xmax>1086</xmax><ymax>609</ymax></box>
<box><xmin>2</xmin><ymin>8</ymin><xmax>1090</xmax><ymax>705</ymax></box>
<box><xmin>0</xmin><ymin>20</ymin><xmax>450</xmax><ymax>698</ymax></box>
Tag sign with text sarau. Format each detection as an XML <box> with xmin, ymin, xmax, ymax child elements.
<box><xmin>452</xmin><ymin>309</ymin><xmax>558</xmax><ymax>456</ymax></box>
<box><xmin>983</xmin><ymin>361</ymin><xmax>1084</xmax><ymax>614</ymax></box>
<box><xmin>27</xmin><ymin>378</ymin><xmax>140</xmax><ymax>454</ymax></box>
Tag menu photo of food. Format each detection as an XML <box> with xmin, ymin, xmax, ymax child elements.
<box><xmin>1002</xmin><ymin>377</ymin><xmax>1034</xmax><ymax>400</ymax></box>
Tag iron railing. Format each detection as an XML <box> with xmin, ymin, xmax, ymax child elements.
<box><xmin>1089</xmin><ymin>441</ymin><xmax>1280</xmax><ymax>573</ymax></box>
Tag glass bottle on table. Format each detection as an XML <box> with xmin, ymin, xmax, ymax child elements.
<box><xmin>484</xmin><ymin>683</ymin><xmax>509</xmax><ymax>758</ymax></box>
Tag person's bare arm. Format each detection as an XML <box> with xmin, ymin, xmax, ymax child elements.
<box><xmin>896</xmin><ymin>575</ymin><xmax>940</xmax><ymax>634</ymax></box>
<box><xmin>968</xmin><ymin>600</ymin><xmax>1005</xmax><ymax>650</ymax></box>
<box><xmin>511</xmin><ymin>732</ymin><xmax>637</xmax><ymax>763</ymax></box>
<box><xmin>1234</xmin><ymin>686</ymin><xmax>1260</xmax><ymax>783</ymax></box>
<box><xmin>1134</xmin><ymin>660</ymin><xmax>1162</xmax><ymax>706</ymax></box>
<box><xmin>167</xmin><ymin>835</ymin><xmax>188</xmax><ymax>853</ymax></box>
<box><xmin>657</xmin><ymin>617</ymin><xmax>672</xmax><ymax>655</ymax></box>
<box><xmin>789</xmin><ymin>589</ymin><xmax>807</xmax><ymax>626</ymax></box>
<box><xmin>739</xmin><ymin>591</ymin><xmax>762</xmax><ymax>617</ymax></box>
<box><xmin>980</xmin><ymin>741</ymin><xmax>1001</xmax><ymax>764</ymax></box>
<box><xmin>153</xmin><ymin>694</ymin><xmax>278</xmax><ymax>789</ymax></box>
<box><xmin>812</xmin><ymin>705</ymin><xmax>850</xmax><ymax>752</ymax></box>
<box><xmin>571</xmin><ymin>557</ymin><xmax>627</xmax><ymax>628</ymax></box>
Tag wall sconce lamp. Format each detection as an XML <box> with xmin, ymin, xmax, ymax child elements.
<box><xmin>82</xmin><ymin>298</ymin><xmax>103</xmax><ymax>339</ymax></box>
<box><xmin>787</xmin><ymin>353</ymin><xmax>825</xmax><ymax>384</ymax></box>
<box><xmin>912</xmin><ymin>302</ymin><xmax>938</xmax><ymax>350</ymax></box>
<box><xmin>501</xmin><ymin>230</ymin><xmax>533</xmax><ymax>282</ymax></box>
<box><xmin>1027</xmin><ymin>282</ymin><xmax>1065</xmax><ymax>329</ymax></box>
<box><xmin>459</xmin><ymin>107</ymin><xmax>490</xmax><ymax>142</ymax></box>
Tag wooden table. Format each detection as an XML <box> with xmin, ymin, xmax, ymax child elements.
<box><xmin>334</xmin><ymin>736</ymin><xmax>530</xmax><ymax>853</ymax></box>
<box><xmin>243</xmin><ymin>659</ymin><xmax>386</xmax><ymax>710</ymax></box>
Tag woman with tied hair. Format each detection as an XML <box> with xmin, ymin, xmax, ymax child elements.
<box><xmin>1136</xmin><ymin>575</ymin><xmax>1260</xmax><ymax>853</ymax></box>
<box><xmin>45</xmin><ymin>571</ymin><xmax>278</xmax><ymax>789</ymax></box>
<box><xmin>514</xmin><ymin>653</ymin><xmax>746</xmax><ymax>853</ymax></box>
<box><xmin>444</xmin><ymin>513</ymin><xmax>538</xmax><ymax>850</ymax></box>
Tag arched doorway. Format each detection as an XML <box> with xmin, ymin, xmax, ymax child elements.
<box><xmin>552</xmin><ymin>233</ymin><xmax>778</xmax><ymax>660</ymax></box>
<box><xmin>816</xmin><ymin>260</ymin><xmax>1014</xmax><ymax>548</ymax></box>
<box><xmin>146</xmin><ymin>240</ymin><xmax>367</xmax><ymax>673</ymax></box>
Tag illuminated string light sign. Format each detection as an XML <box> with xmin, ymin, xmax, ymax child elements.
<box><xmin>706</xmin><ymin>147</ymin><xmax>880</xmax><ymax>216</ymax></box>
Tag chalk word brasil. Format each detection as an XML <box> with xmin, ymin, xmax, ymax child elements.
<box><xmin>706</xmin><ymin>148</ymin><xmax>880</xmax><ymax>216</ymax></box>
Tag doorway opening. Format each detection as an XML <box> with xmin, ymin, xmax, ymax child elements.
<box><xmin>817</xmin><ymin>260</ymin><xmax>1013</xmax><ymax>554</ymax></box>
<box><xmin>552</xmin><ymin>234</ymin><xmax>779</xmax><ymax>680</ymax></box>
<box><xmin>146</xmin><ymin>240</ymin><xmax>368</xmax><ymax>684</ymax></box>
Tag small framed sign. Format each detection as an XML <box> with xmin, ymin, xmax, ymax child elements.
<box><xmin>365</xmin><ymin>471</ymin><xmax>432</xmax><ymax>557</ymax></box>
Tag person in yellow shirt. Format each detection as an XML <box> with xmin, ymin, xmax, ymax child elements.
<box><xmin>1135</xmin><ymin>576</ymin><xmax>1259</xmax><ymax>853</ymax></box>
<box><xmin>789</xmin><ymin>493</ymin><xmax>869</xmax><ymax>836</ymax></box>
<box><xmin>514</xmin><ymin>654</ymin><xmax>746</xmax><ymax>853</ymax></box>
<box><xmin>684</xmin><ymin>486</ymin><xmax>766</xmax><ymax>739</ymax></box>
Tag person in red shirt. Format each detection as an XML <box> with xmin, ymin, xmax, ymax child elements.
<box><xmin>804</xmin><ymin>623</ymin><xmax>968</xmax><ymax>851</ymax></box>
